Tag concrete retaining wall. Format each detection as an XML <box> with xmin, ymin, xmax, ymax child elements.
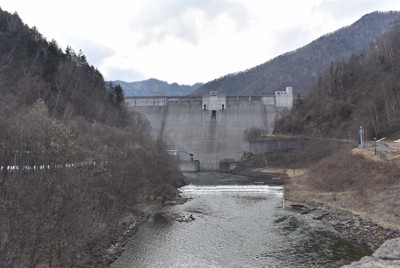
<box><xmin>250</xmin><ymin>137</ymin><xmax>305</xmax><ymax>154</ymax></box>
<box><xmin>179</xmin><ymin>160</ymin><xmax>200</xmax><ymax>172</ymax></box>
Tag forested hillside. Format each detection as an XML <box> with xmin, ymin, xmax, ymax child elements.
<box><xmin>0</xmin><ymin>9</ymin><xmax>183</xmax><ymax>267</ymax></box>
<box><xmin>193</xmin><ymin>11</ymin><xmax>400</xmax><ymax>96</ymax></box>
<box><xmin>275</xmin><ymin>25</ymin><xmax>400</xmax><ymax>140</ymax></box>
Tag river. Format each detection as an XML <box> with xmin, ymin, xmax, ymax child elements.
<box><xmin>111</xmin><ymin>173</ymin><xmax>370</xmax><ymax>268</ymax></box>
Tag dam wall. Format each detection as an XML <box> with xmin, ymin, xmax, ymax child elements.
<box><xmin>126</xmin><ymin>91</ymin><xmax>292</xmax><ymax>170</ymax></box>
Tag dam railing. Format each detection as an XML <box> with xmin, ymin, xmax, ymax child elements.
<box><xmin>125</xmin><ymin>95</ymin><xmax>276</xmax><ymax>107</ymax></box>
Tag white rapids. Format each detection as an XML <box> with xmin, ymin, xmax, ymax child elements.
<box><xmin>180</xmin><ymin>184</ymin><xmax>283</xmax><ymax>195</ymax></box>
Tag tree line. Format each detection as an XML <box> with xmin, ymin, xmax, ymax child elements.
<box><xmin>0</xmin><ymin>9</ymin><xmax>183</xmax><ymax>267</ymax></box>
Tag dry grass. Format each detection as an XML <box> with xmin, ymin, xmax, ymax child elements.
<box><xmin>306</xmin><ymin>149</ymin><xmax>400</xmax><ymax>192</ymax></box>
<box><xmin>285</xmin><ymin>148</ymin><xmax>400</xmax><ymax>230</ymax></box>
<box><xmin>351</xmin><ymin>148</ymin><xmax>382</xmax><ymax>162</ymax></box>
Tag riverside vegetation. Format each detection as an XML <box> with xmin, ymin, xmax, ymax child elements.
<box><xmin>0</xmin><ymin>9</ymin><xmax>184</xmax><ymax>267</ymax></box>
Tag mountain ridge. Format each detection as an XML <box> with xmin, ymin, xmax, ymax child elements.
<box><xmin>109</xmin><ymin>78</ymin><xmax>203</xmax><ymax>96</ymax></box>
<box><xmin>192</xmin><ymin>11</ymin><xmax>400</xmax><ymax>96</ymax></box>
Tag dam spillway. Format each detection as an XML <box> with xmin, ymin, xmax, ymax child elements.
<box><xmin>125</xmin><ymin>88</ymin><xmax>293</xmax><ymax>170</ymax></box>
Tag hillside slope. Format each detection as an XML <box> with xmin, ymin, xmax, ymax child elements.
<box><xmin>0</xmin><ymin>8</ymin><xmax>183</xmax><ymax>267</ymax></box>
<box><xmin>193</xmin><ymin>11</ymin><xmax>400</xmax><ymax>96</ymax></box>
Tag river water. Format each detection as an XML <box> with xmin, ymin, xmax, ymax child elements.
<box><xmin>112</xmin><ymin>173</ymin><xmax>370</xmax><ymax>268</ymax></box>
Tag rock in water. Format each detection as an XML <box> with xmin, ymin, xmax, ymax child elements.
<box><xmin>342</xmin><ymin>238</ymin><xmax>400</xmax><ymax>267</ymax></box>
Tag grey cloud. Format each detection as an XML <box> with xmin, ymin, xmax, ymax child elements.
<box><xmin>105</xmin><ymin>67</ymin><xmax>145</xmax><ymax>82</ymax></box>
<box><xmin>132</xmin><ymin>0</ymin><xmax>253</xmax><ymax>45</ymax></box>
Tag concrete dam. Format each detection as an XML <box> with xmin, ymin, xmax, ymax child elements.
<box><xmin>125</xmin><ymin>87</ymin><xmax>294</xmax><ymax>170</ymax></box>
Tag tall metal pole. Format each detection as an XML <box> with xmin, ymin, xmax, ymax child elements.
<box><xmin>359</xmin><ymin>126</ymin><xmax>364</xmax><ymax>151</ymax></box>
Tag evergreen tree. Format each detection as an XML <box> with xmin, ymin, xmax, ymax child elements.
<box><xmin>114</xmin><ymin>84</ymin><xmax>124</xmax><ymax>104</ymax></box>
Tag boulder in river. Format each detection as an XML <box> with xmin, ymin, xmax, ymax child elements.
<box><xmin>176</xmin><ymin>214</ymin><xmax>195</xmax><ymax>223</ymax></box>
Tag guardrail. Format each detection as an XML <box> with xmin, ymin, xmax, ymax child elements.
<box><xmin>1</xmin><ymin>160</ymin><xmax>104</xmax><ymax>172</ymax></box>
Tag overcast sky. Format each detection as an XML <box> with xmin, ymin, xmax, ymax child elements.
<box><xmin>1</xmin><ymin>0</ymin><xmax>400</xmax><ymax>84</ymax></box>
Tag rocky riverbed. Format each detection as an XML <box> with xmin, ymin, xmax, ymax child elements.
<box><xmin>287</xmin><ymin>202</ymin><xmax>400</xmax><ymax>267</ymax></box>
<box><xmin>84</xmin><ymin>211</ymin><xmax>147</xmax><ymax>267</ymax></box>
<box><xmin>287</xmin><ymin>203</ymin><xmax>400</xmax><ymax>250</ymax></box>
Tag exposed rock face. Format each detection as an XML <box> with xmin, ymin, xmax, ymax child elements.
<box><xmin>342</xmin><ymin>238</ymin><xmax>400</xmax><ymax>267</ymax></box>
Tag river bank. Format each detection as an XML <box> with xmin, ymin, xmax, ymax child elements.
<box><xmin>85</xmin><ymin>210</ymin><xmax>147</xmax><ymax>267</ymax></box>
<box><xmin>284</xmin><ymin>179</ymin><xmax>400</xmax><ymax>249</ymax></box>
<box><xmin>84</xmin><ymin>193</ymin><xmax>188</xmax><ymax>267</ymax></box>
<box><xmin>248</xmin><ymin>163</ymin><xmax>400</xmax><ymax>250</ymax></box>
<box><xmin>285</xmin><ymin>201</ymin><xmax>400</xmax><ymax>250</ymax></box>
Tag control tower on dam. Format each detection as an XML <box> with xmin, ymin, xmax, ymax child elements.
<box><xmin>125</xmin><ymin>87</ymin><xmax>294</xmax><ymax>170</ymax></box>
